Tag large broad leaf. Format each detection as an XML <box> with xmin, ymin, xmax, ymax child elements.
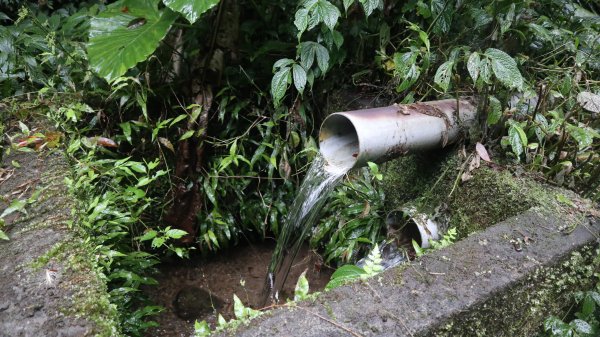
<box><xmin>467</xmin><ymin>52</ymin><xmax>480</xmax><ymax>83</ymax></box>
<box><xmin>430</xmin><ymin>0</ymin><xmax>452</xmax><ymax>34</ymax></box>
<box><xmin>271</xmin><ymin>66</ymin><xmax>291</xmax><ymax>107</ymax></box>
<box><xmin>162</xmin><ymin>0</ymin><xmax>220</xmax><ymax>24</ymax></box>
<box><xmin>487</xmin><ymin>95</ymin><xmax>502</xmax><ymax>125</ymax></box>
<box><xmin>434</xmin><ymin>60</ymin><xmax>453</xmax><ymax>92</ymax></box>
<box><xmin>87</xmin><ymin>0</ymin><xmax>177</xmax><ymax>82</ymax></box>
<box><xmin>485</xmin><ymin>48</ymin><xmax>524</xmax><ymax>90</ymax></box>
<box><xmin>325</xmin><ymin>264</ymin><xmax>365</xmax><ymax>290</ymax></box>
<box><xmin>316</xmin><ymin>0</ymin><xmax>340</xmax><ymax>31</ymax></box>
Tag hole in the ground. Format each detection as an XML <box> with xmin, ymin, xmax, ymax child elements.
<box><xmin>143</xmin><ymin>241</ymin><xmax>332</xmax><ymax>337</ymax></box>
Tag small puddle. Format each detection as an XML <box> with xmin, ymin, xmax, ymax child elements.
<box><xmin>144</xmin><ymin>242</ymin><xmax>332</xmax><ymax>337</ymax></box>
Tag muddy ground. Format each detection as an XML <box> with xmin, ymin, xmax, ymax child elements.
<box><xmin>145</xmin><ymin>242</ymin><xmax>332</xmax><ymax>337</ymax></box>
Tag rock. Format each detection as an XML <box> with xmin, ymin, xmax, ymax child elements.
<box><xmin>173</xmin><ymin>286</ymin><xmax>223</xmax><ymax>320</ymax></box>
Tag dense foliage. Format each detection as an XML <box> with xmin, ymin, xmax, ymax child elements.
<box><xmin>1</xmin><ymin>0</ymin><xmax>599</xmax><ymax>334</ymax></box>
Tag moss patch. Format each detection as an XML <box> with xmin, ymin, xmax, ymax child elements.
<box><xmin>32</xmin><ymin>237</ymin><xmax>120</xmax><ymax>337</ymax></box>
<box><xmin>382</xmin><ymin>150</ymin><xmax>581</xmax><ymax>239</ymax></box>
<box><xmin>435</xmin><ymin>246</ymin><xmax>600</xmax><ymax>337</ymax></box>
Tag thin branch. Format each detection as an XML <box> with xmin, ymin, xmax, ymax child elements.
<box><xmin>296</xmin><ymin>306</ymin><xmax>364</xmax><ymax>337</ymax></box>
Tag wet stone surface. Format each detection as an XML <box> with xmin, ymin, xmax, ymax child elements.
<box><xmin>0</xmin><ymin>146</ymin><xmax>118</xmax><ymax>337</ymax></box>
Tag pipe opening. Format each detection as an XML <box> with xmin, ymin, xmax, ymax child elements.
<box><xmin>386</xmin><ymin>211</ymin><xmax>424</xmax><ymax>247</ymax></box>
<box><xmin>386</xmin><ymin>209</ymin><xmax>439</xmax><ymax>248</ymax></box>
<box><xmin>319</xmin><ymin>114</ymin><xmax>359</xmax><ymax>170</ymax></box>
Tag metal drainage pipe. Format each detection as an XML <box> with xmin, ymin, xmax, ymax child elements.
<box><xmin>319</xmin><ymin>98</ymin><xmax>478</xmax><ymax>170</ymax></box>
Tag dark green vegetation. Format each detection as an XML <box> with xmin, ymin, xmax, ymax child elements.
<box><xmin>1</xmin><ymin>0</ymin><xmax>599</xmax><ymax>335</ymax></box>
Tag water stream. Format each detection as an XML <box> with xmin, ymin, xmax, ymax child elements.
<box><xmin>262</xmin><ymin>153</ymin><xmax>351</xmax><ymax>304</ymax></box>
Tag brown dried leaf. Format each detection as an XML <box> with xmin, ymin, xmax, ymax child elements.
<box><xmin>476</xmin><ymin>142</ymin><xmax>491</xmax><ymax>162</ymax></box>
<box><xmin>158</xmin><ymin>137</ymin><xmax>175</xmax><ymax>153</ymax></box>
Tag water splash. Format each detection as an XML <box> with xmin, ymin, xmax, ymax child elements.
<box><xmin>262</xmin><ymin>154</ymin><xmax>349</xmax><ymax>304</ymax></box>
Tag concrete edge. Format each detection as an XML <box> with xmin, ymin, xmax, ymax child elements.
<box><xmin>0</xmin><ymin>146</ymin><xmax>120</xmax><ymax>336</ymax></box>
<box><xmin>224</xmin><ymin>207</ymin><xmax>600</xmax><ymax>337</ymax></box>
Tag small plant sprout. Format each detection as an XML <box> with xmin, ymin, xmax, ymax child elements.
<box><xmin>294</xmin><ymin>270</ymin><xmax>309</xmax><ymax>301</ymax></box>
<box><xmin>194</xmin><ymin>320</ymin><xmax>211</xmax><ymax>337</ymax></box>
<box><xmin>367</xmin><ymin>162</ymin><xmax>383</xmax><ymax>181</ymax></box>
<box><xmin>413</xmin><ymin>227</ymin><xmax>458</xmax><ymax>257</ymax></box>
<box><xmin>362</xmin><ymin>244</ymin><xmax>383</xmax><ymax>278</ymax></box>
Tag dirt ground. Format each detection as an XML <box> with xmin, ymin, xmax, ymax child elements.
<box><xmin>144</xmin><ymin>242</ymin><xmax>332</xmax><ymax>337</ymax></box>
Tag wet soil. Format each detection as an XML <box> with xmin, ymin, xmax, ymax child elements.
<box><xmin>145</xmin><ymin>242</ymin><xmax>332</xmax><ymax>337</ymax></box>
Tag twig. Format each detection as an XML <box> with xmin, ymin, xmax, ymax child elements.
<box><xmin>297</xmin><ymin>306</ymin><xmax>364</xmax><ymax>337</ymax></box>
<box><xmin>382</xmin><ymin>308</ymin><xmax>415</xmax><ymax>337</ymax></box>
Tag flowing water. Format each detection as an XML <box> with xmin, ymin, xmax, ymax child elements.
<box><xmin>262</xmin><ymin>153</ymin><xmax>350</xmax><ymax>304</ymax></box>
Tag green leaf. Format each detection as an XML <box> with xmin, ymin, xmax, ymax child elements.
<box><xmin>332</xmin><ymin>30</ymin><xmax>344</xmax><ymax>49</ymax></box>
<box><xmin>139</xmin><ymin>230</ymin><xmax>157</xmax><ymax>241</ymax></box>
<box><xmin>294</xmin><ymin>270</ymin><xmax>310</xmax><ymax>301</ymax></box>
<box><xmin>273</xmin><ymin>58</ymin><xmax>295</xmax><ymax>72</ymax></box>
<box><xmin>0</xmin><ymin>229</ymin><xmax>9</xmax><ymax>241</ymax></box>
<box><xmin>500</xmin><ymin>3</ymin><xmax>515</xmax><ymax>35</ymax></box>
<box><xmin>151</xmin><ymin>236</ymin><xmax>166</xmax><ymax>248</ymax></box>
<box><xmin>528</xmin><ymin>23</ymin><xmax>552</xmax><ymax>42</ymax></box>
<box><xmin>544</xmin><ymin>316</ymin><xmax>571</xmax><ymax>334</ymax></box>
<box><xmin>567</xmin><ymin>124</ymin><xmax>598</xmax><ymax>151</ymax></box>
<box><xmin>485</xmin><ymin>48</ymin><xmax>524</xmax><ymax>90</ymax></box>
<box><xmin>165</xmin><ymin>229</ymin><xmax>188</xmax><ymax>239</ymax></box>
<box><xmin>162</xmin><ymin>0</ymin><xmax>220</xmax><ymax>24</ymax></box>
<box><xmin>0</xmin><ymin>199</ymin><xmax>27</xmax><ymax>218</ymax></box>
<box><xmin>314</xmin><ymin>43</ymin><xmax>330</xmax><ymax>73</ymax></box>
<box><xmin>487</xmin><ymin>95</ymin><xmax>502</xmax><ymax>125</ymax></box>
<box><xmin>271</xmin><ymin>67</ymin><xmax>291</xmax><ymax>107</ymax></box>
<box><xmin>317</xmin><ymin>0</ymin><xmax>340</xmax><ymax>31</ymax></box>
<box><xmin>434</xmin><ymin>60</ymin><xmax>453</xmax><ymax>92</ymax></box>
<box><xmin>570</xmin><ymin>319</ymin><xmax>592</xmax><ymax>334</ymax></box>
<box><xmin>479</xmin><ymin>57</ymin><xmax>492</xmax><ymax>84</ymax></box>
<box><xmin>119</xmin><ymin>122</ymin><xmax>132</xmax><ymax>143</ymax></box>
<box><xmin>207</xmin><ymin>230</ymin><xmax>220</xmax><ymax>248</ymax></box>
<box><xmin>217</xmin><ymin>314</ymin><xmax>227</xmax><ymax>327</ymax></box>
<box><xmin>467</xmin><ymin>52</ymin><xmax>480</xmax><ymax>83</ymax></box>
<box><xmin>179</xmin><ymin>130</ymin><xmax>195</xmax><ymax>141</ymax></box>
<box><xmin>430</xmin><ymin>0</ymin><xmax>452</xmax><ymax>34</ymax></box>
<box><xmin>359</xmin><ymin>0</ymin><xmax>380</xmax><ymax>17</ymax></box>
<box><xmin>87</xmin><ymin>0</ymin><xmax>178</xmax><ymax>82</ymax></box>
<box><xmin>233</xmin><ymin>294</ymin><xmax>245</xmax><ymax>319</ymax></box>
<box><xmin>292</xmin><ymin>64</ymin><xmax>307</xmax><ymax>94</ymax></box>
<box><xmin>129</xmin><ymin>162</ymin><xmax>147</xmax><ymax>174</ymax></box>
<box><xmin>294</xmin><ymin>8</ymin><xmax>309</xmax><ymax>38</ymax></box>
<box><xmin>325</xmin><ymin>265</ymin><xmax>365</xmax><ymax>289</ymax></box>
<box><xmin>136</xmin><ymin>176</ymin><xmax>152</xmax><ymax>187</ymax></box>
<box><xmin>507</xmin><ymin>121</ymin><xmax>527</xmax><ymax>159</ymax></box>
<box><xmin>412</xmin><ymin>239</ymin><xmax>424</xmax><ymax>257</ymax></box>
<box><xmin>343</xmin><ymin>0</ymin><xmax>354</xmax><ymax>12</ymax></box>
<box><xmin>194</xmin><ymin>320</ymin><xmax>211</xmax><ymax>337</ymax></box>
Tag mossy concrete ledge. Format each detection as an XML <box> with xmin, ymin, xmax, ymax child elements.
<box><xmin>224</xmin><ymin>209</ymin><xmax>599</xmax><ymax>337</ymax></box>
<box><xmin>0</xmin><ymin>147</ymin><xmax>119</xmax><ymax>336</ymax></box>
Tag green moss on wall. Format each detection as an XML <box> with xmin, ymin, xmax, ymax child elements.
<box><xmin>435</xmin><ymin>246</ymin><xmax>600</xmax><ymax>337</ymax></box>
<box><xmin>382</xmin><ymin>149</ymin><xmax>577</xmax><ymax>239</ymax></box>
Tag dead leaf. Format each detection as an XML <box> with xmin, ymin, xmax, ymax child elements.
<box><xmin>461</xmin><ymin>155</ymin><xmax>480</xmax><ymax>182</ymax></box>
<box><xmin>476</xmin><ymin>142</ymin><xmax>491</xmax><ymax>162</ymax></box>
<box><xmin>158</xmin><ymin>137</ymin><xmax>175</xmax><ymax>153</ymax></box>
<box><xmin>88</xmin><ymin>136</ymin><xmax>118</xmax><ymax>148</ymax></box>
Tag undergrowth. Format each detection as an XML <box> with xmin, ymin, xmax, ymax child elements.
<box><xmin>1</xmin><ymin>0</ymin><xmax>599</xmax><ymax>334</ymax></box>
